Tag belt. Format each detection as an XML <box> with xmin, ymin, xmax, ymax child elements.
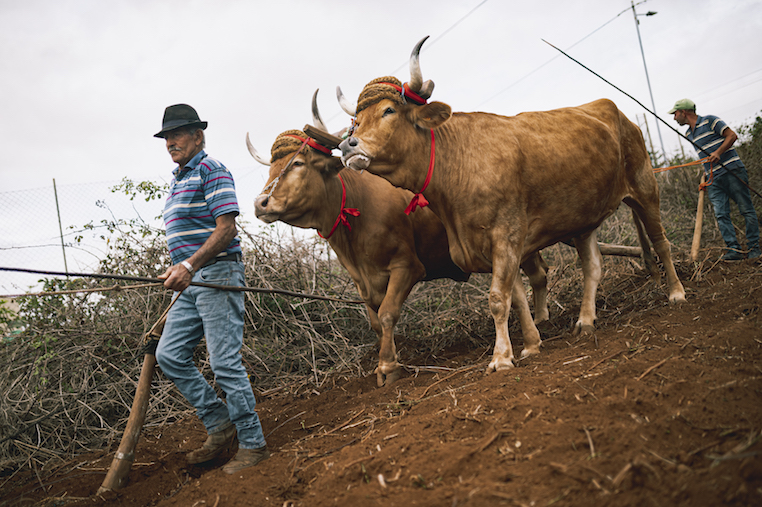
<box><xmin>202</xmin><ymin>252</ymin><xmax>242</xmax><ymax>269</ymax></box>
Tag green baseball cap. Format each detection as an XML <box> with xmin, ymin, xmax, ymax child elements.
<box><xmin>668</xmin><ymin>98</ymin><xmax>696</xmax><ymax>114</ymax></box>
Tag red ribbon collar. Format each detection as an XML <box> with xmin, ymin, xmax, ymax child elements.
<box><xmin>318</xmin><ymin>173</ymin><xmax>361</xmax><ymax>239</ymax></box>
<box><xmin>404</xmin><ymin>129</ymin><xmax>435</xmax><ymax>215</ymax></box>
<box><xmin>285</xmin><ymin>135</ymin><xmax>332</xmax><ymax>155</ymax></box>
<box><xmin>379</xmin><ymin>82</ymin><xmax>428</xmax><ymax>105</ymax></box>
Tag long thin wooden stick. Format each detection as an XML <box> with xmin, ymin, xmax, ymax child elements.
<box><xmin>691</xmin><ymin>173</ymin><xmax>707</xmax><ymax>262</ymax></box>
<box><xmin>98</xmin><ymin>294</ymin><xmax>178</xmax><ymax>493</ymax></box>
<box><xmin>97</xmin><ymin>352</ymin><xmax>157</xmax><ymax>493</ymax></box>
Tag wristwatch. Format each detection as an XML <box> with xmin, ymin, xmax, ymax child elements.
<box><xmin>181</xmin><ymin>260</ymin><xmax>195</xmax><ymax>276</ymax></box>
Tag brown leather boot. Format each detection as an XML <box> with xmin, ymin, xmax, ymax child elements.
<box><xmin>222</xmin><ymin>446</ymin><xmax>270</xmax><ymax>474</ymax></box>
<box><xmin>186</xmin><ymin>425</ymin><xmax>237</xmax><ymax>465</ymax></box>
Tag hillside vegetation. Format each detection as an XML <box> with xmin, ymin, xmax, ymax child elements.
<box><xmin>1</xmin><ymin>113</ymin><xmax>760</xmax><ymax>490</ymax></box>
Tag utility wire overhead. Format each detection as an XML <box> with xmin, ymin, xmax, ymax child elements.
<box><xmin>326</xmin><ymin>0</ymin><xmax>490</xmax><ymax>124</ymax></box>
<box><xmin>391</xmin><ymin>0</ymin><xmax>490</xmax><ymax>75</ymax></box>
<box><xmin>476</xmin><ymin>2</ymin><xmax>640</xmax><ymax>109</ymax></box>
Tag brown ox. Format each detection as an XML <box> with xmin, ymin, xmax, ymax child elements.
<box><xmin>248</xmin><ymin>112</ymin><xmax>551</xmax><ymax>386</ymax></box>
<box><xmin>338</xmin><ymin>37</ymin><xmax>686</xmax><ymax>373</ymax></box>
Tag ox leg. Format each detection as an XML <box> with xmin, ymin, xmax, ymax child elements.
<box><xmin>572</xmin><ymin>230</ymin><xmax>602</xmax><ymax>336</ymax></box>
<box><xmin>625</xmin><ymin>198</ymin><xmax>686</xmax><ymax>303</ymax></box>
<box><xmin>487</xmin><ymin>251</ymin><xmax>525</xmax><ymax>373</ymax></box>
<box><xmin>375</xmin><ymin>270</ymin><xmax>418</xmax><ymax>387</ymax></box>
<box><xmin>365</xmin><ymin>303</ymin><xmax>384</xmax><ymax>348</ymax></box>
<box><xmin>512</xmin><ymin>276</ymin><xmax>542</xmax><ymax>359</ymax></box>
<box><xmin>366</xmin><ymin>304</ymin><xmax>401</xmax><ymax>387</ymax></box>
<box><xmin>631</xmin><ymin>209</ymin><xmax>659</xmax><ymax>279</ymax></box>
<box><xmin>521</xmin><ymin>251</ymin><xmax>550</xmax><ymax>324</ymax></box>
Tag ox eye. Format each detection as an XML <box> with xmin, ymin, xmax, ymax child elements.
<box><xmin>383</xmin><ymin>107</ymin><xmax>395</xmax><ymax>117</ymax></box>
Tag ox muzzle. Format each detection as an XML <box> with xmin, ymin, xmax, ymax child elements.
<box><xmin>254</xmin><ymin>194</ymin><xmax>278</xmax><ymax>223</ymax></box>
<box><xmin>339</xmin><ymin>137</ymin><xmax>371</xmax><ymax>171</ymax></box>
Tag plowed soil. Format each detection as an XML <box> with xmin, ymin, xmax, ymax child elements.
<box><xmin>4</xmin><ymin>259</ymin><xmax>762</xmax><ymax>507</ymax></box>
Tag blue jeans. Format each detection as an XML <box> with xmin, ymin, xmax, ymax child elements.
<box><xmin>155</xmin><ymin>261</ymin><xmax>266</xmax><ymax>449</ymax></box>
<box><xmin>706</xmin><ymin>167</ymin><xmax>760</xmax><ymax>251</ymax></box>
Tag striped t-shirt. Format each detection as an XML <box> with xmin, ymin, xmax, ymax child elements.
<box><xmin>686</xmin><ymin>115</ymin><xmax>745</xmax><ymax>178</ymax></box>
<box><xmin>164</xmin><ymin>150</ymin><xmax>242</xmax><ymax>266</ymax></box>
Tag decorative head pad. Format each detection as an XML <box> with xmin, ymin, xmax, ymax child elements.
<box><xmin>356</xmin><ymin>77</ymin><xmax>408</xmax><ymax>115</ymax></box>
<box><xmin>271</xmin><ymin>129</ymin><xmax>331</xmax><ymax>163</ymax></box>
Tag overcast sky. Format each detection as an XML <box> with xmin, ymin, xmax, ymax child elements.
<box><xmin>3</xmin><ymin>0</ymin><xmax>761</xmax><ymax>197</ymax></box>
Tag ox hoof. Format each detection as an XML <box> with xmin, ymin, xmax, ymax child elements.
<box><xmin>376</xmin><ymin>368</ymin><xmax>402</xmax><ymax>388</ymax></box>
<box><xmin>486</xmin><ymin>358</ymin><xmax>515</xmax><ymax>374</ymax></box>
<box><xmin>573</xmin><ymin>323</ymin><xmax>596</xmax><ymax>336</ymax></box>
<box><xmin>669</xmin><ymin>293</ymin><xmax>687</xmax><ymax>305</ymax></box>
<box><xmin>519</xmin><ymin>346</ymin><xmax>541</xmax><ymax>360</ymax></box>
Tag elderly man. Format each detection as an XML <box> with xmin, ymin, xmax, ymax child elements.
<box><xmin>670</xmin><ymin>99</ymin><xmax>760</xmax><ymax>261</ymax></box>
<box><xmin>153</xmin><ymin>104</ymin><xmax>269</xmax><ymax>473</ymax></box>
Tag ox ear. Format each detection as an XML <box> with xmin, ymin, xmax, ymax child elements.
<box><xmin>320</xmin><ymin>156</ymin><xmax>344</xmax><ymax>176</ymax></box>
<box><xmin>412</xmin><ymin>102</ymin><xmax>451</xmax><ymax>130</ymax></box>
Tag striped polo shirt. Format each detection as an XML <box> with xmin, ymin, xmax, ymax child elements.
<box><xmin>686</xmin><ymin>114</ymin><xmax>745</xmax><ymax>178</ymax></box>
<box><xmin>164</xmin><ymin>150</ymin><xmax>242</xmax><ymax>266</ymax></box>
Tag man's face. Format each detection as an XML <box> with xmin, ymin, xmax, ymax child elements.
<box><xmin>166</xmin><ymin>129</ymin><xmax>202</xmax><ymax>167</ymax></box>
<box><xmin>673</xmin><ymin>110</ymin><xmax>688</xmax><ymax>126</ymax></box>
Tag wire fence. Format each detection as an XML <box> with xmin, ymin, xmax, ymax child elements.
<box><xmin>0</xmin><ymin>181</ymin><xmax>164</xmax><ymax>294</ymax></box>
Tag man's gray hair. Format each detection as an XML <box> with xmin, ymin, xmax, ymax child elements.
<box><xmin>188</xmin><ymin>127</ymin><xmax>206</xmax><ymax>149</ymax></box>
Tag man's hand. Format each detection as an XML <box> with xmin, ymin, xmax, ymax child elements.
<box><xmin>159</xmin><ymin>264</ymin><xmax>192</xmax><ymax>291</ymax></box>
<box><xmin>709</xmin><ymin>127</ymin><xmax>738</xmax><ymax>166</ymax></box>
<box><xmin>160</xmin><ymin>212</ymin><xmax>238</xmax><ymax>292</ymax></box>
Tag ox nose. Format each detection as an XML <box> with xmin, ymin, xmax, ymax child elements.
<box><xmin>254</xmin><ymin>194</ymin><xmax>269</xmax><ymax>216</ymax></box>
<box><xmin>339</xmin><ymin>137</ymin><xmax>358</xmax><ymax>155</ymax></box>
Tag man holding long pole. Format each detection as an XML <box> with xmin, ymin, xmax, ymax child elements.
<box><xmin>669</xmin><ymin>99</ymin><xmax>760</xmax><ymax>261</ymax></box>
<box><xmin>154</xmin><ymin>104</ymin><xmax>269</xmax><ymax>474</ymax></box>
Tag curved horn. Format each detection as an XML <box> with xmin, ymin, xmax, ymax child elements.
<box><xmin>311</xmin><ymin>89</ymin><xmax>329</xmax><ymax>132</ymax></box>
<box><xmin>408</xmin><ymin>35</ymin><xmax>429</xmax><ymax>93</ymax></box>
<box><xmin>336</xmin><ymin>86</ymin><xmax>357</xmax><ymax>117</ymax></box>
<box><xmin>419</xmin><ymin>80</ymin><xmax>435</xmax><ymax>100</ymax></box>
<box><xmin>245</xmin><ymin>132</ymin><xmax>270</xmax><ymax>166</ymax></box>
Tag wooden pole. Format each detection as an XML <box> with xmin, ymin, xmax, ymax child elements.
<box><xmin>691</xmin><ymin>173</ymin><xmax>707</xmax><ymax>262</ymax></box>
<box><xmin>97</xmin><ymin>352</ymin><xmax>156</xmax><ymax>493</ymax></box>
<box><xmin>98</xmin><ymin>295</ymin><xmax>177</xmax><ymax>493</ymax></box>
<box><xmin>560</xmin><ymin>242</ymin><xmax>643</xmax><ymax>258</ymax></box>
<box><xmin>597</xmin><ymin>243</ymin><xmax>642</xmax><ymax>258</ymax></box>
<box><xmin>52</xmin><ymin>179</ymin><xmax>68</xmax><ymax>273</ymax></box>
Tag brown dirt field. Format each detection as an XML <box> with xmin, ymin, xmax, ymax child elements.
<box><xmin>3</xmin><ymin>259</ymin><xmax>762</xmax><ymax>507</ymax></box>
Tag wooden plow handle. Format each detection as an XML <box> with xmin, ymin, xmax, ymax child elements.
<box><xmin>98</xmin><ymin>302</ymin><xmax>173</xmax><ymax>494</ymax></box>
<box><xmin>691</xmin><ymin>173</ymin><xmax>707</xmax><ymax>262</ymax></box>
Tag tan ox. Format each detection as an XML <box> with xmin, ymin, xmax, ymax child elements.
<box><xmin>338</xmin><ymin>37</ymin><xmax>686</xmax><ymax>373</ymax></box>
<box><xmin>248</xmin><ymin>111</ymin><xmax>553</xmax><ymax>385</ymax></box>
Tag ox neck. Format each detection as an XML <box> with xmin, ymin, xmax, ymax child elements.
<box><xmin>318</xmin><ymin>172</ymin><xmax>360</xmax><ymax>239</ymax></box>
<box><xmin>403</xmin><ymin>128</ymin><xmax>435</xmax><ymax>215</ymax></box>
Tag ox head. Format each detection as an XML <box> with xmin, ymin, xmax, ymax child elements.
<box><xmin>249</xmin><ymin>124</ymin><xmax>342</xmax><ymax>230</ymax></box>
<box><xmin>338</xmin><ymin>37</ymin><xmax>452</xmax><ymax>189</ymax></box>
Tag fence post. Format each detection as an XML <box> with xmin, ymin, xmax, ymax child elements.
<box><xmin>53</xmin><ymin>178</ymin><xmax>68</xmax><ymax>273</ymax></box>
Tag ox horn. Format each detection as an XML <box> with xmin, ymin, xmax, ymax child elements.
<box><xmin>245</xmin><ymin>132</ymin><xmax>270</xmax><ymax>166</ymax></box>
<box><xmin>311</xmin><ymin>89</ymin><xmax>329</xmax><ymax>132</ymax></box>
<box><xmin>408</xmin><ymin>35</ymin><xmax>435</xmax><ymax>100</ymax></box>
<box><xmin>336</xmin><ymin>86</ymin><xmax>357</xmax><ymax>117</ymax></box>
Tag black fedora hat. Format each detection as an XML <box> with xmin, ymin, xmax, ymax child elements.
<box><xmin>154</xmin><ymin>104</ymin><xmax>208</xmax><ymax>138</ymax></box>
